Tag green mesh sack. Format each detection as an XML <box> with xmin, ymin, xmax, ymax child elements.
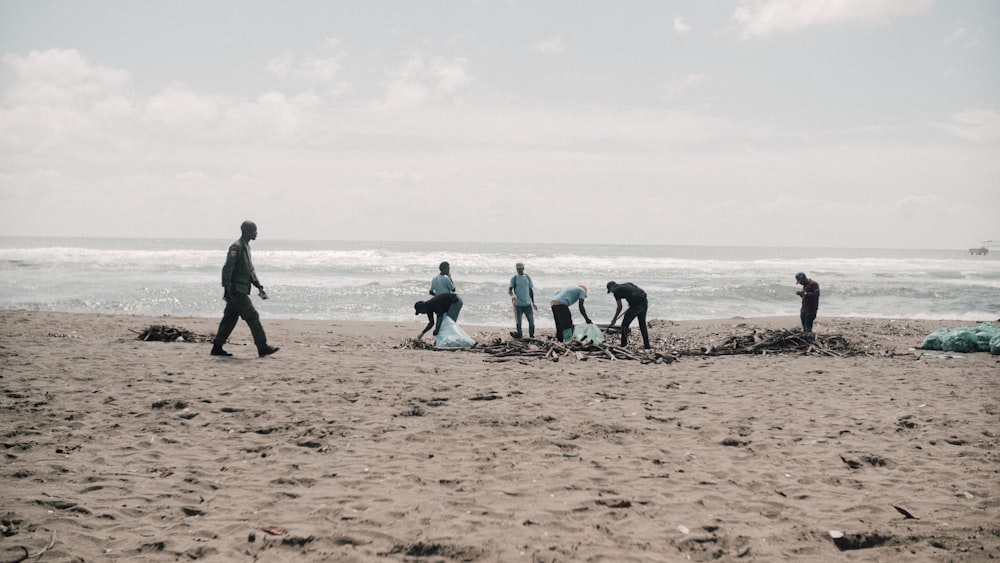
<box><xmin>990</xmin><ymin>333</ymin><xmax>1000</xmax><ymax>355</ymax></box>
<box><xmin>973</xmin><ymin>323</ymin><xmax>1000</xmax><ymax>352</ymax></box>
<box><xmin>920</xmin><ymin>328</ymin><xmax>951</xmax><ymax>350</ymax></box>
<box><xmin>941</xmin><ymin>328</ymin><xmax>979</xmax><ymax>353</ymax></box>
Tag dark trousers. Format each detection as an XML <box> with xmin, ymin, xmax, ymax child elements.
<box><xmin>215</xmin><ymin>292</ymin><xmax>267</xmax><ymax>348</ymax></box>
<box><xmin>447</xmin><ymin>297</ymin><xmax>463</xmax><ymax>322</ymax></box>
<box><xmin>621</xmin><ymin>300</ymin><xmax>650</xmax><ymax>348</ymax></box>
<box><xmin>514</xmin><ymin>305</ymin><xmax>535</xmax><ymax>338</ymax></box>
<box><xmin>800</xmin><ymin>311</ymin><xmax>817</xmax><ymax>333</ymax></box>
<box><xmin>551</xmin><ymin>304</ymin><xmax>573</xmax><ymax>341</ymax></box>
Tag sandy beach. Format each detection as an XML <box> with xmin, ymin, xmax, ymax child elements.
<box><xmin>1</xmin><ymin>310</ymin><xmax>998</xmax><ymax>562</ymax></box>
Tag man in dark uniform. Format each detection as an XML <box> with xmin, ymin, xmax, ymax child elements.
<box><xmin>607</xmin><ymin>281</ymin><xmax>651</xmax><ymax>349</ymax></box>
<box><xmin>795</xmin><ymin>272</ymin><xmax>820</xmax><ymax>334</ymax></box>
<box><xmin>211</xmin><ymin>220</ymin><xmax>280</xmax><ymax>357</ymax></box>
<box><xmin>414</xmin><ymin>292</ymin><xmax>462</xmax><ymax>340</ymax></box>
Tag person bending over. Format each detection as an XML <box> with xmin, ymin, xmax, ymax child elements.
<box><xmin>550</xmin><ymin>285</ymin><xmax>592</xmax><ymax>342</ymax></box>
<box><xmin>607</xmin><ymin>281</ymin><xmax>651</xmax><ymax>349</ymax></box>
<box><xmin>415</xmin><ymin>292</ymin><xmax>462</xmax><ymax>340</ymax></box>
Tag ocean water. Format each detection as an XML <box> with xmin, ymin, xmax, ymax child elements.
<box><xmin>1</xmin><ymin>237</ymin><xmax>998</xmax><ymax>327</ymax></box>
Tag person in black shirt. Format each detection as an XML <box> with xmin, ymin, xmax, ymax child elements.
<box><xmin>607</xmin><ymin>281</ymin><xmax>651</xmax><ymax>349</ymax></box>
<box><xmin>414</xmin><ymin>292</ymin><xmax>462</xmax><ymax>340</ymax></box>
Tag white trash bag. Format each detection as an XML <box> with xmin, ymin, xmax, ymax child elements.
<box><xmin>435</xmin><ymin>316</ymin><xmax>475</xmax><ymax>348</ymax></box>
<box><xmin>572</xmin><ymin>323</ymin><xmax>604</xmax><ymax>346</ymax></box>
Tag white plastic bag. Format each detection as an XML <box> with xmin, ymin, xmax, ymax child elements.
<box><xmin>572</xmin><ymin>323</ymin><xmax>604</xmax><ymax>346</ymax></box>
<box><xmin>435</xmin><ymin>316</ymin><xmax>475</xmax><ymax>348</ymax></box>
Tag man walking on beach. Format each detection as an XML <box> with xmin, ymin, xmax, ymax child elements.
<box><xmin>211</xmin><ymin>220</ymin><xmax>279</xmax><ymax>357</ymax></box>
<box><xmin>551</xmin><ymin>285</ymin><xmax>592</xmax><ymax>342</ymax></box>
<box><xmin>795</xmin><ymin>272</ymin><xmax>820</xmax><ymax>334</ymax></box>
<box><xmin>508</xmin><ymin>262</ymin><xmax>537</xmax><ymax>339</ymax></box>
<box><xmin>607</xmin><ymin>281</ymin><xmax>651</xmax><ymax>349</ymax></box>
<box><xmin>429</xmin><ymin>261</ymin><xmax>463</xmax><ymax>322</ymax></box>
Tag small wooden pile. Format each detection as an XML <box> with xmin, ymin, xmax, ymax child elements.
<box><xmin>134</xmin><ymin>325</ymin><xmax>209</xmax><ymax>343</ymax></box>
<box><xmin>690</xmin><ymin>328</ymin><xmax>871</xmax><ymax>357</ymax></box>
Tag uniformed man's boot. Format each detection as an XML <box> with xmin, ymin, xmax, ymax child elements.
<box><xmin>258</xmin><ymin>345</ymin><xmax>280</xmax><ymax>357</ymax></box>
<box><xmin>210</xmin><ymin>344</ymin><xmax>232</xmax><ymax>356</ymax></box>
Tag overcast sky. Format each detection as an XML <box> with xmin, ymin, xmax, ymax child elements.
<box><xmin>1</xmin><ymin>0</ymin><xmax>997</xmax><ymax>248</ymax></box>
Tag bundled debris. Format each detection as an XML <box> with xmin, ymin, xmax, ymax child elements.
<box><xmin>403</xmin><ymin>333</ymin><xmax>677</xmax><ymax>364</ymax></box>
<box><xmin>687</xmin><ymin>328</ymin><xmax>882</xmax><ymax>357</ymax></box>
<box><xmin>133</xmin><ymin>325</ymin><xmax>209</xmax><ymax>343</ymax></box>
<box><xmin>403</xmin><ymin>323</ymin><xmax>893</xmax><ymax>361</ymax></box>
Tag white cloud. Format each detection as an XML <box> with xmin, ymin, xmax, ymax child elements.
<box><xmin>673</xmin><ymin>16</ymin><xmax>691</xmax><ymax>35</ymax></box>
<box><xmin>267</xmin><ymin>55</ymin><xmax>294</xmax><ymax>79</ymax></box>
<box><xmin>266</xmin><ymin>38</ymin><xmax>345</xmax><ymax>83</ymax></box>
<box><xmin>223</xmin><ymin>91</ymin><xmax>320</xmax><ymax>141</ymax></box>
<box><xmin>0</xmin><ymin>49</ymin><xmax>135</xmax><ymax>148</ymax></box>
<box><xmin>375</xmin><ymin>54</ymin><xmax>470</xmax><ymax>109</ymax></box>
<box><xmin>733</xmin><ymin>0</ymin><xmax>935</xmax><ymax>38</ymax></box>
<box><xmin>2</xmin><ymin>49</ymin><xmax>130</xmax><ymax>106</ymax></box>
<box><xmin>144</xmin><ymin>86</ymin><xmax>222</xmax><ymax>126</ymax></box>
<box><xmin>430</xmin><ymin>58</ymin><xmax>471</xmax><ymax>95</ymax></box>
<box><xmin>941</xmin><ymin>25</ymin><xmax>965</xmax><ymax>45</ymax></box>
<box><xmin>939</xmin><ymin>110</ymin><xmax>1000</xmax><ymax>144</ymax></box>
<box><xmin>533</xmin><ymin>37</ymin><xmax>565</xmax><ymax>53</ymax></box>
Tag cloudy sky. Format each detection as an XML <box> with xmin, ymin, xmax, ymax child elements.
<box><xmin>1</xmin><ymin>0</ymin><xmax>997</xmax><ymax>248</ymax></box>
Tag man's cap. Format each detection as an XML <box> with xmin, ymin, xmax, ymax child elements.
<box><xmin>240</xmin><ymin>220</ymin><xmax>257</xmax><ymax>233</ymax></box>
<box><xmin>606</xmin><ymin>281</ymin><xmax>616</xmax><ymax>293</ymax></box>
<box><xmin>516</xmin><ymin>262</ymin><xmax>524</xmax><ymax>269</ymax></box>
<box><xmin>795</xmin><ymin>272</ymin><xmax>807</xmax><ymax>281</ymax></box>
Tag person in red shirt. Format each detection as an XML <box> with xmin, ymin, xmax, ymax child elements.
<box><xmin>795</xmin><ymin>272</ymin><xmax>820</xmax><ymax>334</ymax></box>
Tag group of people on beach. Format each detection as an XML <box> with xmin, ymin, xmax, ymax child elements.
<box><xmin>208</xmin><ymin>220</ymin><xmax>821</xmax><ymax>357</ymax></box>
<box><xmin>413</xmin><ymin>261</ymin><xmax>654</xmax><ymax>350</ymax></box>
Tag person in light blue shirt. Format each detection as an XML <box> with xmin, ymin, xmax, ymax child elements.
<box><xmin>429</xmin><ymin>261</ymin><xmax>462</xmax><ymax>321</ymax></box>
<box><xmin>508</xmin><ymin>262</ymin><xmax>537</xmax><ymax>338</ymax></box>
<box><xmin>550</xmin><ymin>285</ymin><xmax>592</xmax><ymax>342</ymax></box>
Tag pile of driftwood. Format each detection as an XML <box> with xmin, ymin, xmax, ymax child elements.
<box><xmin>465</xmin><ymin>336</ymin><xmax>676</xmax><ymax>364</ymax></box>
<box><xmin>133</xmin><ymin>325</ymin><xmax>209</xmax><ymax>343</ymax></box>
<box><xmin>689</xmin><ymin>328</ymin><xmax>874</xmax><ymax>357</ymax></box>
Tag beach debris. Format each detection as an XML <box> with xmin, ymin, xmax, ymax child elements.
<box><xmin>470</xmin><ymin>335</ymin><xmax>677</xmax><ymax>364</ymax></box>
<box><xmin>133</xmin><ymin>325</ymin><xmax>210</xmax><ymax>343</ymax></box>
<box><xmin>260</xmin><ymin>526</ymin><xmax>288</xmax><ymax>536</ymax></box>
<box><xmin>840</xmin><ymin>455</ymin><xmax>863</xmax><ymax>470</ymax></box>
<box><xmin>919</xmin><ymin>322</ymin><xmax>1000</xmax><ymax>354</ymax></box>
<box><xmin>828</xmin><ymin>530</ymin><xmax>895</xmax><ymax>551</ymax></box>
<box><xmin>892</xmin><ymin>505</ymin><xmax>919</xmax><ymax>520</ymax></box>
<box><xmin>682</xmin><ymin>327</ymin><xmax>886</xmax><ymax>357</ymax></box>
<box><xmin>0</xmin><ymin>533</ymin><xmax>56</xmax><ymax>562</ymax></box>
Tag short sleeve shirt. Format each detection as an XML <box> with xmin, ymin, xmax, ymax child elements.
<box><xmin>553</xmin><ymin>286</ymin><xmax>587</xmax><ymax>306</ymax></box>
<box><xmin>430</xmin><ymin>274</ymin><xmax>456</xmax><ymax>295</ymax></box>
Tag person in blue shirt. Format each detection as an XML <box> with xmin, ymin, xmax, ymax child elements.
<box><xmin>429</xmin><ymin>261</ymin><xmax>462</xmax><ymax>321</ymax></box>
<box><xmin>508</xmin><ymin>262</ymin><xmax>537</xmax><ymax>338</ymax></box>
<box><xmin>550</xmin><ymin>285</ymin><xmax>592</xmax><ymax>342</ymax></box>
